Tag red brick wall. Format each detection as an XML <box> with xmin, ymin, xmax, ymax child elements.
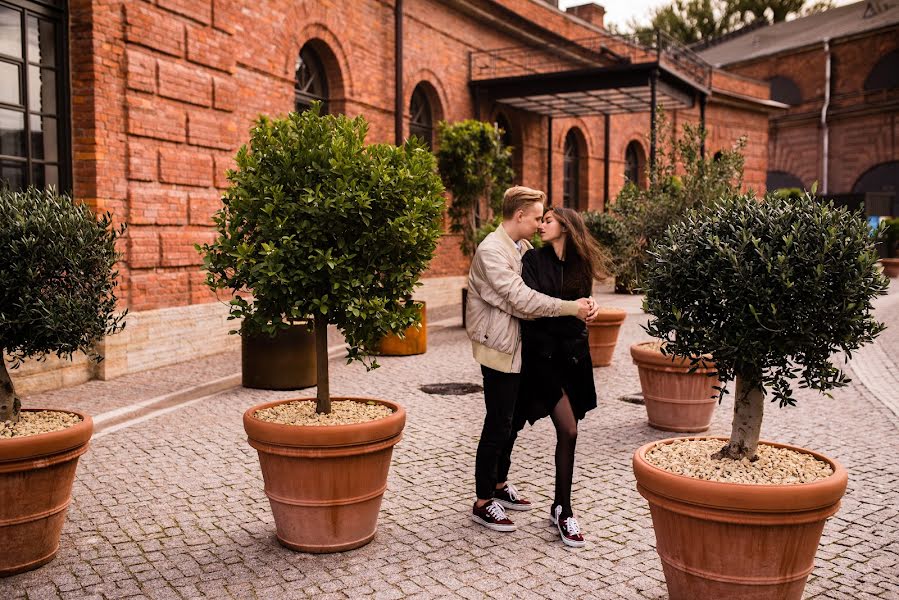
<box><xmin>69</xmin><ymin>0</ymin><xmax>772</xmax><ymax>312</ymax></box>
<box><xmin>723</xmin><ymin>27</ymin><xmax>899</xmax><ymax>194</ymax></box>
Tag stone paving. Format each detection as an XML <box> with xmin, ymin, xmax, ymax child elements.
<box><xmin>2</xmin><ymin>285</ymin><xmax>898</xmax><ymax>599</ymax></box>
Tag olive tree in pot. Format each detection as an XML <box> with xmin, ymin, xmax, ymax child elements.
<box><xmin>632</xmin><ymin>192</ymin><xmax>888</xmax><ymax>599</ymax></box>
<box><xmin>0</xmin><ymin>186</ymin><xmax>126</xmax><ymax>575</ymax></box>
<box><xmin>200</xmin><ymin>105</ymin><xmax>444</xmax><ymax>553</ymax></box>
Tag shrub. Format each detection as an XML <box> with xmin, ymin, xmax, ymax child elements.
<box><xmin>591</xmin><ymin>114</ymin><xmax>745</xmax><ymax>293</ymax></box>
<box><xmin>0</xmin><ymin>187</ymin><xmax>126</xmax><ymax>423</ymax></box>
<box><xmin>643</xmin><ymin>192</ymin><xmax>888</xmax><ymax>460</ymax></box>
<box><xmin>881</xmin><ymin>217</ymin><xmax>899</xmax><ymax>258</ymax></box>
<box><xmin>200</xmin><ymin>105</ymin><xmax>445</xmax><ymax>413</ymax></box>
<box><xmin>435</xmin><ymin>120</ymin><xmax>513</xmax><ymax>256</ymax></box>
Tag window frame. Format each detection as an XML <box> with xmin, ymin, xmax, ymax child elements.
<box><xmin>0</xmin><ymin>0</ymin><xmax>70</xmax><ymax>192</ymax></box>
<box><xmin>408</xmin><ymin>85</ymin><xmax>433</xmax><ymax>149</ymax></box>
<box><xmin>294</xmin><ymin>45</ymin><xmax>329</xmax><ymax>114</ymax></box>
<box><xmin>562</xmin><ymin>129</ymin><xmax>581</xmax><ymax>210</ymax></box>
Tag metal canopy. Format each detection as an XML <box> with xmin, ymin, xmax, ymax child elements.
<box><xmin>469</xmin><ymin>34</ymin><xmax>712</xmax><ymax>118</ymax></box>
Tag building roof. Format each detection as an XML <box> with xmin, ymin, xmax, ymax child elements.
<box><xmin>696</xmin><ymin>1</ymin><xmax>899</xmax><ymax>67</ymax></box>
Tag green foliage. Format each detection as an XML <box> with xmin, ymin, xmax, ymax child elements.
<box><xmin>588</xmin><ymin>114</ymin><xmax>746</xmax><ymax>293</ymax></box>
<box><xmin>435</xmin><ymin>120</ymin><xmax>513</xmax><ymax>256</ymax></box>
<box><xmin>643</xmin><ymin>192</ymin><xmax>888</xmax><ymax>409</ymax></box>
<box><xmin>881</xmin><ymin>217</ymin><xmax>899</xmax><ymax>258</ymax></box>
<box><xmin>0</xmin><ymin>187</ymin><xmax>126</xmax><ymax>367</ymax></box>
<box><xmin>199</xmin><ymin>104</ymin><xmax>445</xmax><ymax>368</ymax></box>
<box><xmin>772</xmin><ymin>187</ymin><xmax>804</xmax><ymax>201</ymax></box>
<box><xmin>629</xmin><ymin>0</ymin><xmax>834</xmax><ymax>44</ymax></box>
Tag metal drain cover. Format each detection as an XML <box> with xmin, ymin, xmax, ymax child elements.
<box><xmin>619</xmin><ymin>392</ymin><xmax>645</xmax><ymax>405</ymax></box>
<box><xmin>420</xmin><ymin>383</ymin><xmax>483</xmax><ymax>396</ymax></box>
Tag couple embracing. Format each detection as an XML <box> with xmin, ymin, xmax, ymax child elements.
<box><xmin>465</xmin><ymin>186</ymin><xmax>607</xmax><ymax>548</ymax></box>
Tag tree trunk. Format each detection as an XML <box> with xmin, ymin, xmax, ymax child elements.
<box><xmin>713</xmin><ymin>374</ymin><xmax>764</xmax><ymax>461</ymax></box>
<box><xmin>314</xmin><ymin>314</ymin><xmax>330</xmax><ymax>414</ymax></box>
<box><xmin>0</xmin><ymin>352</ymin><xmax>21</xmax><ymax>423</ymax></box>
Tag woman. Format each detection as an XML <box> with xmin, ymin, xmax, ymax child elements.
<box><xmin>517</xmin><ymin>206</ymin><xmax>609</xmax><ymax>548</ymax></box>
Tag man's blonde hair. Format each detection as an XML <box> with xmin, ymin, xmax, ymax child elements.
<box><xmin>502</xmin><ymin>186</ymin><xmax>546</xmax><ymax>219</ymax></box>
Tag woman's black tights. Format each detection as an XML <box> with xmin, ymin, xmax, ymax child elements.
<box><xmin>550</xmin><ymin>392</ymin><xmax>578</xmax><ymax>519</ymax></box>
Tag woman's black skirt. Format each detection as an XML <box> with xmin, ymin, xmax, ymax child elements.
<box><xmin>517</xmin><ymin>339</ymin><xmax>597</xmax><ymax>427</ymax></box>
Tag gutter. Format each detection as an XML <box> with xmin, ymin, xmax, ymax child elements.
<box><xmin>821</xmin><ymin>39</ymin><xmax>831</xmax><ymax>195</ymax></box>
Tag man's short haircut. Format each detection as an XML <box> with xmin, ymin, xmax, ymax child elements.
<box><xmin>502</xmin><ymin>186</ymin><xmax>546</xmax><ymax>219</ymax></box>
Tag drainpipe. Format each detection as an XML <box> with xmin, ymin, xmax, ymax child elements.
<box><xmin>821</xmin><ymin>39</ymin><xmax>830</xmax><ymax>195</ymax></box>
<box><xmin>395</xmin><ymin>0</ymin><xmax>404</xmax><ymax>146</ymax></box>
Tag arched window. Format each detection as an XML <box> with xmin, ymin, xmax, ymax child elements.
<box><xmin>766</xmin><ymin>170</ymin><xmax>804</xmax><ymax>191</ymax></box>
<box><xmin>495</xmin><ymin>113</ymin><xmax>513</xmax><ymax>149</ymax></box>
<box><xmin>408</xmin><ymin>85</ymin><xmax>433</xmax><ymax>149</ymax></box>
<box><xmin>563</xmin><ymin>130</ymin><xmax>582</xmax><ymax>209</ymax></box>
<box><xmin>624</xmin><ymin>141</ymin><xmax>645</xmax><ymax>188</ymax></box>
<box><xmin>852</xmin><ymin>161</ymin><xmax>899</xmax><ymax>194</ymax></box>
<box><xmin>295</xmin><ymin>45</ymin><xmax>328</xmax><ymax>114</ymax></box>
<box><xmin>864</xmin><ymin>50</ymin><xmax>899</xmax><ymax>92</ymax></box>
<box><xmin>768</xmin><ymin>76</ymin><xmax>802</xmax><ymax>105</ymax></box>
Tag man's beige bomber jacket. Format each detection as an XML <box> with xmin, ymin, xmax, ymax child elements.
<box><xmin>465</xmin><ymin>224</ymin><xmax>581</xmax><ymax>374</ymax></box>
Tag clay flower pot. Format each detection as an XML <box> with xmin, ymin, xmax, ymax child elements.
<box><xmin>587</xmin><ymin>307</ymin><xmax>627</xmax><ymax>367</ymax></box>
<box><xmin>243</xmin><ymin>397</ymin><xmax>406</xmax><ymax>553</ymax></box>
<box><xmin>241</xmin><ymin>322</ymin><xmax>316</xmax><ymax>390</ymax></box>
<box><xmin>375</xmin><ymin>302</ymin><xmax>427</xmax><ymax>356</ymax></box>
<box><xmin>633</xmin><ymin>437</ymin><xmax>848</xmax><ymax>600</ymax></box>
<box><xmin>0</xmin><ymin>410</ymin><xmax>93</xmax><ymax>576</ymax></box>
<box><xmin>881</xmin><ymin>258</ymin><xmax>899</xmax><ymax>278</ymax></box>
<box><xmin>630</xmin><ymin>341</ymin><xmax>718</xmax><ymax>432</ymax></box>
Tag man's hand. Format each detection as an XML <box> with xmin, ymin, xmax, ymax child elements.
<box><xmin>575</xmin><ymin>298</ymin><xmax>593</xmax><ymax>321</ymax></box>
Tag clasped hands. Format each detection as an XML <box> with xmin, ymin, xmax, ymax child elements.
<box><xmin>576</xmin><ymin>297</ymin><xmax>599</xmax><ymax>322</ymax></box>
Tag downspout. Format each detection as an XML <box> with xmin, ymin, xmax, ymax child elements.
<box><xmin>395</xmin><ymin>0</ymin><xmax>404</xmax><ymax>146</ymax></box>
<box><xmin>821</xmin><ymin>39</ymin><xmax>830</xmax><ymax>195</ymax></box>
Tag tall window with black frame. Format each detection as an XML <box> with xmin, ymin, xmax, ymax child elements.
<box><xmin>294</xmin><ymin>45</ymin><xmax>328</xmax><ymax>114</ymax></box>
<box><xmin>0</xmin><ymin>0</ymin><xmax>68</xmax><ymax>191</ymax></box>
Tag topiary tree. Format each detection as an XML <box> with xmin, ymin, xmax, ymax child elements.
<box><xmin>200</xmin><ymin>104</ymin><xmax>445</xmax><ymax>414</ymax></box>
<box><xmin>435</xmin><ymin>120</ymin><xmax>513</xmax><ymax>256</ymax></box>
<box><xmin>0</xmin><ymin>187</ymin><xmax>127</xmax><ymax>423</ymax></box>
<box><xmin>643</xmin><ymin>191</ymin><xmax>888</xmax><ymax>460</ymax></box>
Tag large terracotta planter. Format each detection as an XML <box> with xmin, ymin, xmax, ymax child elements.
<box><xmin>243</xmin><ymin>397</ymin><xmax>406</xmax><ymax>553</ymax></box>
<box><xmin>375</xmin><ymin>302</ymin><xmax>426</xmax><ymax>356</ymax></box>
<box><xmin>587</xmin><ymin>307</ymin><xmax>627</xmax><ymax>367</ymax></box>
<box><xmin>631</xmin><ymin>342</ymin><xmax>718</xmax><ymax>432</ymax></box>
<box><xmin>0</xmin><ymin>410</ymin><xmax>93</xmax><ymax>576</ymax></box>
<box><xmin>633</xmin><ymin>437</ymin><xmax>848</xmax><ymax>600</ymax></box>
<box><xmin>242</xmin><ymin>323</ymin><xmax>316</xmax><ymax>390</ymax></box>
<box><xmin>881</xmin><ymin>258</ymin><xmax>899</xmax><ymax>278</ymax></box>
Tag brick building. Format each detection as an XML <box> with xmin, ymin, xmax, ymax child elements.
<box><xmin>1</xmin><ymin>0</ymin><xmax>776</xmax><ymax>391</ymax></box>
<box><xmin>697</xmin><ymin>0</ymin><xmax>899</xmax><ymax>207</ymax></box>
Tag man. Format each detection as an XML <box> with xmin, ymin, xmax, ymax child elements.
<box><xmin>466</xmin><ymin>186</ymin><xmax>596</xmax><ymax>531</ymax></box>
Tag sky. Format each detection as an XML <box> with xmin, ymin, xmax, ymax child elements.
<box><xmin>557</xmin><ymin>0</ymin><xmax>857</xmax><ymax>30</ymax></box>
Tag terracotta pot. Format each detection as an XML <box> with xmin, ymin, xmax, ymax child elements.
<box><xmin>881</xmin><ymin>258</ymin><xmax>899</xmax><ymax>278</ymax></box>
<box><xmin>243</xmin><ymin>397</ymin><xmax>406</xmax><ymax>553</ymax></box>
<box><xmin>587</xmin><ymin>307</ymin><xmax>627</xmax><ymax>367</ymax></box>
<box><xmin>242</xmin><ymin>323</ymin><xmax>316</xmax><ymax>390</ymax></box>
<box><xmin>0</xmin><ymin>410</ymin><xmax>93</xmax><ymax>576</ymax></box>
<box><xmin>375</xmin><ymin>302</ymin><xmax>426</xmax><ymax>356</ymax></box>
<box><xmin>633</xmin><ymin>437</ymin><xmax>848</xmax><ymax>600</ymax></box>
<box><xmin>630</xmin><ymin>342</ymin><xmax>718</xmax><ymax>432</ymax></box>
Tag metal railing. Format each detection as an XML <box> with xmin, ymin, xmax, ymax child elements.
<box><xmin>470</xmin><ymin>30</ymin><xmax>712</xmax><ymax>91</ymax></box>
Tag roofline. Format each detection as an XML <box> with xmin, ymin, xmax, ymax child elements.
<box><xmin>710</xmin><ymin>88</ymin><xmax>790</xmax><ymax>113</ymax></box>
<box><xmin>709</xmin><ymin>21</ymin><xmax>899</xmax><ymax>69</ymax></box>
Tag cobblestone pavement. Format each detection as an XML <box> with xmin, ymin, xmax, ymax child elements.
<box><xmin>2</xmin><ymin>286</ymin><xmax>898</xmax><ymax>599</ymax></box>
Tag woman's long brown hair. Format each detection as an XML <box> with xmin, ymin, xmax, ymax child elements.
<box><xmin>546</xmin><ymin>207</ymin><xmax>613</xmax><ymax>284</ymax></box>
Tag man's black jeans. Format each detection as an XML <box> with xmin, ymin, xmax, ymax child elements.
<box><xmin>475</xmin><ymin>365</ymin><xmax>522</xmax><ymax>500</ymax></box>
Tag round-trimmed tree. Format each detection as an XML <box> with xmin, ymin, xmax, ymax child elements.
<box><xmin>642</xmin><ymin>192</ymin><xmax>888</xmax><ymax>460</ymax></box>
<box><xmin>200</xmin><ymin>104</ymin><xmax>445</xmax><ymax>414</ymax></box>
<box><xmin>0</xmin><ymin>187</ymin><xmax>127</xmax><ymax>423</ymax></box>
